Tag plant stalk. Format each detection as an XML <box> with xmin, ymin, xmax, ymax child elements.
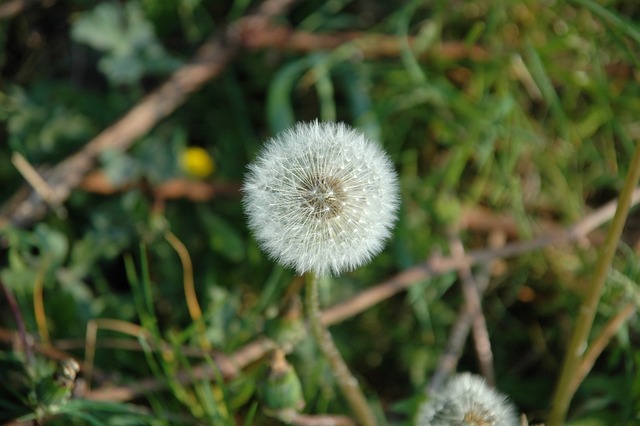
<box><xmin>305</xmin><ymin>274</ymin><xmax>379</xmax><ymax>426</ymax></box>
<box><xmin>548</xmin><ymin>142</ymin><xmax>640</xmax><ymax>425</ymax></box>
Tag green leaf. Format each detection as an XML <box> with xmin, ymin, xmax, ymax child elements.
<box><xmin>71</xmin><ymin>1</ymin><xmax>182</xmax><ymax>85</ymax></box>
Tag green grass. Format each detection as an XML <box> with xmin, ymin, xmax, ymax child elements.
<box><xmin>1</xmin><ymin>0</ymin><xmax>640</xmax><ymax>424</ymax></box>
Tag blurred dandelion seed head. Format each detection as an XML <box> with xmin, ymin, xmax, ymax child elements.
<box><xmin>243</xmin><ymin>120</ymin><xmax>399</xmax><ymax>276</ymax></box>
<box><xmin>416</xmin><ymin>373</ymin><xmax>518</xmax><ymax>426</ymax></box>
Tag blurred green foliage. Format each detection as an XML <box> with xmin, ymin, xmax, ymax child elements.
<box><xmin>1</xmin><ymin>0</ymin><xmax>640</xmax><ymax>424</ymax></box>
<box><xmin>71</xmin><ymin>1</ymin><xmax>182</xmax><ymax>85</ymax></box>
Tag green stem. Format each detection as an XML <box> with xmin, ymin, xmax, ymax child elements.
<box><xmin>305</xmin><ymin>274</ymin><xmax>379</xmax><ymax>426</ymax></box>
<box><xmin>548</xmin><ymin>143</ymin><xmax>640</xmax><ymax>425</ymax></box>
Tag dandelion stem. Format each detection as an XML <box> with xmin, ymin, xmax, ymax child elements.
<box><xmin>548</xmin><ymin>142</ymin><xmax>640</xmax><ymax>425</ymax></box>
<box><xmin>305</xmin><ymin>274</ymin><xmax>379</xmax><ymax>426</ymax></box>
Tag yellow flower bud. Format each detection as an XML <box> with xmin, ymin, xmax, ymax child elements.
<box><xmin>181</xmin><ymin>147</ymin><xmax>215</xmax><ymax>178</ymax></box>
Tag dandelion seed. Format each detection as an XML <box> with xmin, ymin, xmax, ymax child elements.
<box><xmin>416</xmin><ymin>373</ymin><xmax>519</xmax><ymax>426</ymax></box>
<box><xmin>243</xmin><ymin>120</ymin><xmax>399</xmax><ymax>276</ymax></box>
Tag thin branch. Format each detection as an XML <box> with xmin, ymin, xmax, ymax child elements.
<box><xmin>240</xmin><ymin>26</ymin><xmax>488</xmax><ymax>60</ymax></box>
<box><xmin>426</xmin><ymin>293</ymin><xmax>485</xmax><ymax>395</ymax></box>
<box><xmin>569</xmin><ymin>303</ymin><xmax>636</xmax><ymax>397</ymax></box>
<box><xmin>85</xmin><ymin>337</ymin><xmax>275</xmax><ymax>402</ymax></box>
<box><xmin>459</xmin><ymin>205</ymin><xmax>565</xmax><ymax>239</ymax></box>
<box><xmin>79</xmin><ymin>171</ymin><xmax>240</xmax><ymax>200</ymax></box>
<box><xmin>11</xmin><ymin>153</ymin><xmax>66</xmax><ymax>218</ymax></box>
<box><xmin>427</xmin><ymin>232</ymin><xmax>502</xmax><ymax>395</ymax></box>
<box><xmin>448</xmin><ymin>235</ymin><xmax>495</xmax><ymax>387</ymax></box>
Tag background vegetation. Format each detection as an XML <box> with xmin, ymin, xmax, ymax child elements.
<box><xmin>1</xmin><ymin>0</ymin><xmax>639</xmax><ymax>424</ymax></box>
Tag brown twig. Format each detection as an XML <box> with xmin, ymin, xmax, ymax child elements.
<box><xmin>459</xmin><ymin>205</ymin><xmax>565</xmax><ymax>239</ymax></box>
<box><xmin>240</xmin><ymin>26</ymin><xmax>488</xmax><ymax>60</ymax></box>
<box><xmin>153</xmin><ymin>180</ymin><xmax>239</xmax><ymax>201</ymax></box>
<box><xmin>11</xmin><ymin>153</ymin><xmax>66</xmax><ymax>219</ymax></box>
<box><xmin>0</xmin><ymin>0</ymin><xmax>297</xmax><ymax>229</ymax></box>
<box><xmin>569</xmin><ymin>303</ymin><xmax>636</xmax><ymax>397</ymax></box>
<box><xmin>427</xmin><ymin>232</ymin><xmax>502</xmax><ymax>395</ymax></box>
<box><xmin>85</xmin><ymin>336</ymin><xmax>275</xmax><ymax>402</ymax></box>
<box><xmin>448</xmin><ymin>235</ymin><xmax>495</xmax><ymax>387</ymax></box>
<box><xmin>55</xmin><ymin>336</ymin><xmax>198</xmax><ymax>355</ymax></box>
<box><xmin>427</xmin><ymin>290</ymin><xmax>486</xmax><ymax>395</ymax></box>
<box><xmin>79</xmin><ymin>170</ymin><xmax>240</xmax><ymax>200</ymax></box>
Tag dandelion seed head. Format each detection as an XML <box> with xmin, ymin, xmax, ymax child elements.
<box><xmin>416</xmin><ymin>373</ymin><xmax>519</xmax><ymax>426</ymax></box>
<box><xmin>243</xmin><ymin>120</ymin><xmax>399</xmax><ymax>276</ymax></box>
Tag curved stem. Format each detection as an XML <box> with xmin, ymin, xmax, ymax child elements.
<box><xmin>165</xmin><ymin>231</ymin><xmax>209</xmax><ymax>350</ymax></box>
<box><xmin>305</xmin><ymin>274</ymin><xmax>379</xmax><ymax>426</ymax></box>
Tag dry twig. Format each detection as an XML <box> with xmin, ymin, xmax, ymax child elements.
<box><xmin>240</xmin><ymin>26</ymin><xmax>488</xmax><ymax>60</ymax></box>
<box><xmin>86</xmin><ymin>337</ymin><xmax>275</xmax><ymax>402</ymax></box>
<box><xmin>570</xmin><ymin>303</ymin><xmax>636</xmax><ymax>397</ymax></box>
<box><xmin>447</xmin><ymin>236</ymin><xmax>495</xmax><ymax>386</ymax></box>
<box><xmin>79</xmin><ymin>170</ymin><xmax>238</xmax><ymax>198</ymax></box>
<box><xmin>427</xmin><ymin>231</ymin><xmax>504</xmax><ymax>395</ymax></box>
<box><xmin>11</xmin><ymin>153</ymin><xmax>66</xmax><ymax>218</ymax></box>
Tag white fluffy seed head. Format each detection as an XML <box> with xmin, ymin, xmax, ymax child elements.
<box><xmin>416</xmin><ymin>373</ymin><xmax>519</xmax><ymax>426</ymax></box>
<box><xmin>242</xmin><ymin>120</ymin><xmax>399</xmax><ymax>276</ymax></box>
